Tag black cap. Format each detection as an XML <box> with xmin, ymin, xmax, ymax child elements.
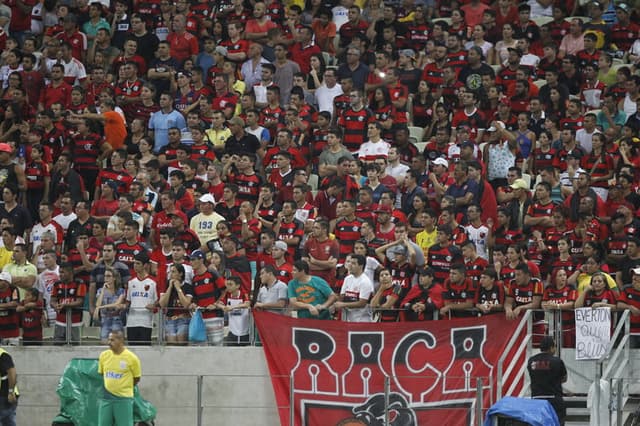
<box><xmin>134</xmin><ymin>251</ymin><xmax>149</xmax><ymax>263</ymax></box>
<box><xmin>540</xmin><ymin>336</ymin><xmax>556</xmax><ymax>351</ymax></box>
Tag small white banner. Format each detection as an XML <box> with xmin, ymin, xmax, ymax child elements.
<box><xmin>575</xmin><ymin>307</ymin><xmax>611</xmax><ymax>360</ymax></box>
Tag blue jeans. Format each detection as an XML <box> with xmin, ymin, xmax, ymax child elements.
<box><xmin>0</xmin><ymin>400</ymin><xmax>16</xmax><ymax>426</ymax></box>
<box><xmin>100</xmin><ymin>316</ymin><xmax>124</xmax><ymax>340</ymax></box>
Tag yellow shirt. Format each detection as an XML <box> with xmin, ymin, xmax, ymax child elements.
<box><xmin>98</xmin><ymin>348</ymin><xmax>141</xmax><ymax>398</ymax></box>
<box><xmin>415</xmin><ymin>229</ymin><xmax>437</xmax><ymax>258</ymax></box>
<box><xmin>205</xmin><ymin>127</ymin><xmax>232</xmax><ymax>149</ymax></box>
<box><xmin>3</xmin><ymin>261</ymin><xmax>37</xmax><ymax>300</ymax></box>
<box><xmin>577</xmin><ymin>272</ymin><xmax>617</xmax><ymax>294</ymax></box>
<box><xmin>0</xmin><ymin>248</ymin><xmax>13</xmax><ymax>270</ymax></box>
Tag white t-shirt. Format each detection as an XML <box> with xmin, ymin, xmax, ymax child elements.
<box><xmin>340</xmin><ymin>273</ymin><xmax>374</xmax><ymax>322</ymax></box>
<box><xmin>53</xmin><ymin>212</ymin><xmax>77</xmax><ymax>231</ymax></box>
<box><xmin>576</xmin><ymin>128</ymin><xmax>599</xmax><ymax>154</ymax></box>
<box><xmin>358</xmin><ymin>140</ymin><xmax>391</xmax><ymax>162</ymax></box>
<box><xmin>465</xmin><ymin>224</ymin><xmax>490</xmax><ymax>260</ymax></box>
<box><xmin>256</xmin><ymin>280</ymin><xmax>288</xmax><ymax>314</ymax></box>
<box><xmin>126</xmin><ymin>276</ymin><xmax>158</xmax><ymax>328</ymax></box>
<box><xmin>36</xmin><ymin>266</ymin><xmax>60</xmax><ymax>326</ymax></box>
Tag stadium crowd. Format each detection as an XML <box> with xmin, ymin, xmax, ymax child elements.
<box><xmin>0</xmin><ymin>0</ymin><xmax>637</xmax><ymax>346</ymax></box>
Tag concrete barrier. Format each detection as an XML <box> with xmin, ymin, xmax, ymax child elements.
<box><xmin>11</xmin><ymin>346</ymin><xmax>279</xmax><ymax>426</ymax></box>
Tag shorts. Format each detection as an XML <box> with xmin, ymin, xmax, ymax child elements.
<box><xmin>100</xmin><ymin>316</ymin><xmax>124</xmax><ymax>340</ymax></box>
<box><xmin>165</xmin><ymin>317</ymin><xmax>190</xmax><ymax>337</ymax></box>
<box><xmin>98</xmin><ymin>396</ymin><xmax>133</xmax><ymax>426</ymax></box>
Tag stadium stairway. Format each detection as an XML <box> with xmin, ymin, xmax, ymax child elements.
<box><xmin>565</xmin><ymin>394</ymin><xmax>589</xmax><ymax>426</ymax></box>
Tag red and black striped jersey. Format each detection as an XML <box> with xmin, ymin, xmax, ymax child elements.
<box><xmin>0</xmin><ymin>286</ymin><xmax>19</xmax><ymax>338</ymax></box>
<box><xmin>443</xmin><ymin>278</ymin><xmax>475</xmax><ymax>304</ymax></box>
<box><xmin>583</xmin><ymin>289</ymin><xmax>617</xmax><ymax>307</ymax></box>
<box><xmin>337</xmin><ymin>107</ymin><xmax>374</xmax><ymax>153</ymax></box>
<box><xmin>230</xmin><ymin>172</ymin><xmax>263</xmax><ymax>204</ymax></box>
<box><xmin>71</xmin><ymin>132</ymin><xmax>104</xmax><ymax>171</ymax></box>
<box><xmin>421</xmin><ymin>62</ymin><xmax>444</xmax><ymax>87</ymax></box>
<box><xmin>277</xmin><ymin>219</ymin><xmax>304</xmax><ymax>259</ymax></box>
<box><xmin>609</xmin><ymin>22</ymin><xmax>640</xmax><ymax>52</ymax></box>
<box><xmin>20</xmin><ymin>300</ymin><xmax>44</xmax><ymax>339</ymax></box>
<box><xmin>465</xmin><ymin>257</ymin><xmax>489</xmax><ymax>287</ymax></box>
<box><xmin>52</xmin><ymin>280</ymin><xmax>87</xmax><ymax>325</ymax></box>
<box><xmin>66</xmin><ymin>247</ymin><xmax>99</xmax><ymax>285</ymax></box>
<box><xmin>427</xmin><ymin>243</ymin><xmax>463</xmax><ymax>284</ymax></box>
<box><xmin>620</xmin><ymin>286</ymin><xmax>640</xmax><ymax>331</ymax></box>
<box><xmin>543</xmin><ymin>284</ymin><xmax>577</xmax><ymax>323</ymax></box>
<box><xmin>507</xmin><ymin>278</ymin><xmax>543</xmax><ymax>307</ymax></box>
<box><xmin>581</xmin><ymin>153</ymin><xmax>614</xmax><ymax>188</ymax></box>
<box><xmin>96</xmin><ymin>168</ymin><xmax>134</xmax><ymax>194</ymax></box>
<box><xmin>192</xmin><ymin>270</ymin><xmax>223</xmax><ymax>319</ymax></box>
<box><xmin>334</xmin><ymin>218</ymin><xmax>363</xmax><ymax>262</ymax></box>
<box><xmin>25</xmin><ymin>160</ymin><xmax>50</xmax><ymax>190</ymax></box>
<box><xmin>115</xmin><ymin>241</ymin><xmax>149</xmax><ymax>274</ymax></box>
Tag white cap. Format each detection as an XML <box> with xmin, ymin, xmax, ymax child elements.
<box><xmin>199</xmin><ymin>193</ymin><xmax>216</xmax><ymax>204</ymax></box>
<box><xmin>432</xmin><ymin>158</ymin><xmax>449</xmax><ymax>168</ymax></box>
<box><xmin>487</xmin><ymin>121</ymin><xmax>505</xmax><ymax>132</ymax></box>
<box><xmin>0</xmin><ymin>272</ymin><xmax>11</xmax><ymax>284</ymax></box>
<box><xmin>632</xmin><ymin>267</ymin><xmax>640</xmax><ymax>275</ymax></box>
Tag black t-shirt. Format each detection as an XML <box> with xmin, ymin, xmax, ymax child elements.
<box><xmin>527</xmin><ymin>351</ymin><xmax>567</xmax><ymax>401</ymax></box>
<box><xmin>225</xmin><ymin>133</ymin><xmax>261</xmax><ymax>156</ymax></box>
<box><xmin>0</xmin><ymin>352</ymin><xmax>14</xmax><ymax>398</ymax></box>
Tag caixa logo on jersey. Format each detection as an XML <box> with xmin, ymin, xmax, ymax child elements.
<box><xmin>255</xmin><ymin>312</ymin><xmax>522</xmax><ymax>426</ymax></box>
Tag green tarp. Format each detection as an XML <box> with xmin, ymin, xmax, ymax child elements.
<box><xmin>52</xmin><ymin>358</ymin><xmax>156</xmax><ymax>426</ymax></box>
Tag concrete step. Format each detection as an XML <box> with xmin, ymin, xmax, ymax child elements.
<box><xmin>565</xmin><ymin>394</ymin><xmax>590</xmax><ymax>424</ymax></box>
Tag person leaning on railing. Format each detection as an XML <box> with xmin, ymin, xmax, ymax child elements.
<box><xmin>158</xmin><ymin>263</ymin><xmax>193</xmax><ymax>346</ymax></box>
<box><xmin>616</xmin><ymin>267</ymin><xmax>640</xmax><ymax>348</ymax></box>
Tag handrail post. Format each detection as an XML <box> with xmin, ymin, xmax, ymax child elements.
<box><xmin>594</xmin><ymin>363</ymin><xmax>602</xmax><ymax>426</ymax></box>
<box><xmin>384</xmin><ymin>375</ymin><xmax>390</xmax><ymax>426</ymax></box>
<box><xmin>197</xmin><ymin>375</ymin><xmax>203</xmax><ymax>426</ymax></box>
<box><xmin>66</xmin><ymin>308</ymin><xmax>72</xmax><ymax>345</ymax></box>
<box><xmin>157</xmin><ymin>309</ymin><xmax>164</xmax><ymax>346</ymax></box>
<box><xmin>475</xmin><ymin>377</ymin><xmax>483</xmax><ymax>426</ymax></box>
<box><xmin>617</xmin><ymin>378</ymin><xmax>623</xmax><ymax>426</ymax></box>
<box><xmin>289</xmin><ymin>375</ymin><xmax>295</xmax><ymax>426</ymax></box>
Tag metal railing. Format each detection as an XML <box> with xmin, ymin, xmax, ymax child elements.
<box><xmin>593</xmin><ymin>309</ymin><xmax>631</xmax><ymax>426</ymax></box>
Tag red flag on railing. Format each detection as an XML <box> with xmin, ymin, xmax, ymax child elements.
<box><xmin>254</xmin><ymin>311</ymin><xmax>524</xmax><ymax>426</ymax></box>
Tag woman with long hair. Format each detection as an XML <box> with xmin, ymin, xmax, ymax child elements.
<box><xmin>369</xmin><ymin>86</ymin><xmax>395</xmax><ymax>140</ymax></box>
<box><xmin>93</xmin><ymin>266</ymin><xmax>126</xmax><ymax>344</ymax></box>
<box><xmin>0</xmin><ymin>102</ymin><xmax>28</xmax><ymax>144</ymax></box>
<box><xmin>425</xmin><ymin>103</ymin><xmax>451</xmax><ymax>140</ymax></box>
<box><xmin>306</xmin><ymin>53</ymin><xmax>326</xmax><ymax>92</ymax></box>
<box><xmin>575</xmin><ymin>272</ymin><xmax>617</xmax><ymax>309</ymax></box>
<box><xmin>370</xmin><ymin>269</ymin><xmax>401</xmax><ymax>322</ymax></box>
<box><xmin>408</xmin><ymin>193</ymin><xmax>428</xmax><ymax>238</ymax></box>
<box><xmin>158</xmin><ymin>263</ymin><xmax>193</xmax><ymax>345</ymax></box>
<box><xmin>547</xmin><ymin>237</ymin><xmax>581</xmax><ymax>284</ymax></box>
<box><xmin>492</xmin><ymin>23</ymin><xmax>518</xmax><ymax>65</ymax></box>
<box><xmin>136</xmin><ymin>137</ymin><xmax>156</xmax><ymax>169</ymax></box>
<box><xmin>542</xmin><ymin>268</ymin><xmax>577</xmax><ymax>347</ymax></box>
<box><xmin>411</xmin><ymin>80</ymin><xmax>436</xmax><ymax>129</ymax></box>
<box><xmin>581</xmin><ymin>132</ymin><xmax>614</xmax><ymax>200</ymax></box>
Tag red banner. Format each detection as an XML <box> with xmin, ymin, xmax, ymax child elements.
<box><xmin>255</xmin><ymin>311</ymin><xmax>523</xmax><ymax>426</ymax></box>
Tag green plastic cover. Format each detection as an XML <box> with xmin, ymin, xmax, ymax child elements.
<box><xmin>53</xmin><ymin>358</ymin><xmax>156</xmax><ymax>425</ymax></box>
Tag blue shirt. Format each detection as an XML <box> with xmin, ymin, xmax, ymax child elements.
<box><xmin>149</xmin><ymin>109</ymin><xmax>186</xmax><ymax>153</ymax></box>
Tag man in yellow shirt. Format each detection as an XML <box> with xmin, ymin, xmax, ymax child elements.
<box><xmin>415</xmin><ymin>209</ymin><xmax>438</xmax><ymax>259</ymax></box>
<box><xmin>98</xmin><ymin>330</ymin><xmax>142</xmax><ymax>426</ymax></box>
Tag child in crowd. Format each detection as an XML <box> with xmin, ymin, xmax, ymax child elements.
<box><xmin>216</xmin><ymin>276</ymin><xmax>250</xmax><ymax>346</ymax></box>
<box><xmin>17</xmin><ymin>287</ymin><xmax>44</xmax><ymax>346</ymax></box>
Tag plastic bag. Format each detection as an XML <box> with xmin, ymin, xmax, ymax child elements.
<box><xmin>189</xmin><ymin>309</ymin><xmax>207</xmax><ymax>343</ymax></box>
